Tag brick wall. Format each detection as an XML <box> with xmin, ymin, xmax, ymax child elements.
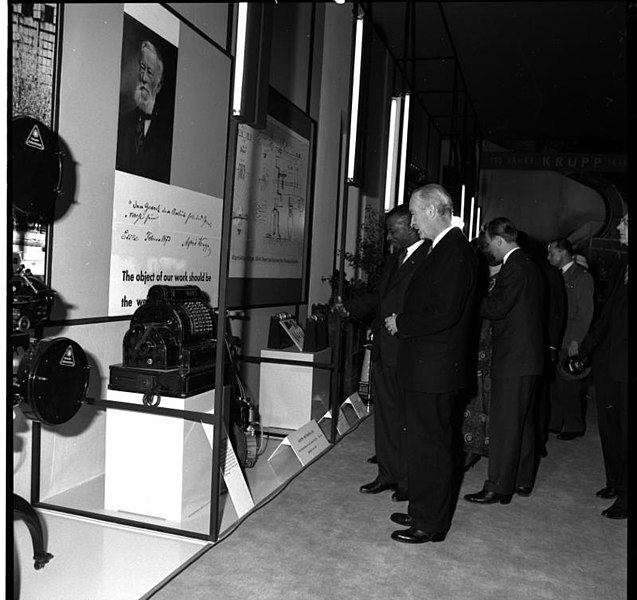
<box><xmin>12</xmin><ymin>3</ymin><xmax>58</xmax><ymax>125</ymax></box>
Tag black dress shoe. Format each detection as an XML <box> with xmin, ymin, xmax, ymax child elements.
<box><xmin>601</xmin><ymin>504</ymin><xmax>627</xmax><ymax>520</ymax></box>
<box><xmin>391</xmin><ymin>527</ymin><xmax>446</xmax><ymax>544</ymax></box>
<box><xmin>366</xmin><ymin>455</ymin><xmax>378</xmax><ymax>464</ymax></box>
<box><xmin>359</xmin><ymin>480</ymin><xmax>397</xmax><ymax>494</ymax></box>
<box><xmin>391</xmin><ymin>489</ymin><xmax>408</xmax><ymax>502</ymax></box>
<box><xmin>390</xmin><ymin>512</ymin><xmax>412</xmax><ymax>526</ymax></box>
<box><xmin>515</xmin><ymin>486</ymin><xmax>533</xmax><ymax>497</ymax></box>
<box><xmin>556</xmin><ymin>431</ymin><xmax>584</xmax><ymax>441</ymax></box>
<box><xmin>464</xmin><ymin>489</ymin><xmax>512</xmax><ymax>505</ymax></box>
<box><xmin>596</xmin><ymin>486</ymin><xmax>617</xmax><ymax>499</ymax></box>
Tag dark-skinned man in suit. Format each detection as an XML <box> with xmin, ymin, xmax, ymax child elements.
<box><xmin>341</xmin><ymin>204</ymin><xmax>430</xmax><ymax>502</ymax></box>
<box><xmin>384</xmin><ymin>184</ymin><xmax>478</xmax><ymax>543</ymax></box>
<box><xmin>465</xmin><ymin>217</ymin><xmax>545</xmax><ymax>505</ymax></box>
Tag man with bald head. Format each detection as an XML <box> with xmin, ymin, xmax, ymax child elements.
<box><xmin>384</xmin><ymin>184</ymin><xmax>478</xmax><ymax>543</ymax></box>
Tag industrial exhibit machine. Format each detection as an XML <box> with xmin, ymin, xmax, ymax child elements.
<box><xmin>109</xmin><ymin>284</ymin><xmax>219</xmax><ymax>403</ymax></box>
<box><xmin>12</xmin><ymin>116</ymin><xmax>92</xmax><ymax>570</ymax></box>
<box><xmin>109</xmin><ymin>284</ymin><xmax>263</xmax><ymax>468</ymax></box>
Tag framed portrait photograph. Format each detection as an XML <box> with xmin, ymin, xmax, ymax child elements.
<box><xmin>115</xmin><ymin>9</ymin><xmax>178</xmax><ymax>184</ymax></box>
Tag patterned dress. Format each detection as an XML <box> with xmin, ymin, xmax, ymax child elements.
<box><xmin>462</xmin><ymin>275</ymin><xmax>497</xmax><ymax>456</ymax></box>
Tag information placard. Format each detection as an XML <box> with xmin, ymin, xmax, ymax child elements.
<box><xmin>343</xmin><ymin>392</ymin><xmax>369</xmax><ymax>420</ymax></box>
<box><xmin>268</xmin><ymin>420</ymin><xmax>330</xmax><ymax>466</ymax></box>
<box><xmin>318</xmin><ymin>408</ymin><xmax>350</xmax><ymax>438</ymax></box>
<box><xmin>202</xmin><ymin>422</ymin><xmax>254</xmax><ymax>518</ymax></box>
<box><xmin>108</xmin><ymin>171</ymin><xmax>223</xmax><ymax>315</ymax></box>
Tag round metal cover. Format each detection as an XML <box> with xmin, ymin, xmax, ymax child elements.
<box><xmin>558</xmin><ymin>355</ymin><xmax>592</xmax><ymax>381</ymax></box>
<box><xmin>12</xmin><ymin>116</ymin><xmax>62</xmax><ymax>219</ymax></box>
<box><xmin>17</xmin><ymin>338</ymin><xmax>90</xmax><ymax>425</ymax></box>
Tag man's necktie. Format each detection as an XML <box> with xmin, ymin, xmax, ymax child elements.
<box><xmin>398</xmin><ymin>248</ymin><xmax>407</xmax><ymax>266</ymax></box>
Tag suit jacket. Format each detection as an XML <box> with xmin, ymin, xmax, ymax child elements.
<box><xmin>395</xmin><ymin>227</ymin><xmax>478</xmax><ymax>393</ymax></box>
<box><xmin>561</xmin><ymin>263</ymin><xmax>595</xmax><ymax>348</ymax></box>
<box><xmin>116</xmin><ymin>106</ymin><xmax>173</xmax><ymax>183</ymax></box>
<box><xmin>538</xmin><ymin>259</ymin><xmax>566</xmax><ymax>352</ymax></box>
<box><xmin>346</xmin><ymin>242</ymin><xmax>430</xmax><ymax>369</ymax></box>
<box><xmin>480</xmin><ymin>248</ymin><xmax>545</xmax><ymax>378</ymax></box>
<box><xmin>580</xmin><ymin>262</ymin><xmax>627</xmax><ymax>382</ymax></box>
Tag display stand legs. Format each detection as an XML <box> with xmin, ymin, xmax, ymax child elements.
<box><xmin>13</xmin><ymin>494</ymin><xmax>54</xmax><ymax>569</ymax></box>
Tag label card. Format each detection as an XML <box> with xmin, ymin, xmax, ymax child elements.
<box><xmin>337</xmin><ymin>407</ymin><xmax>351</xmax><ymax>434</ymax></box>
<box><xmin>268</xmin><ymin>419</ymin><xmax>330</xmax><ymax>466</ymax></box>
<box><xmin>317</xmin><ymin>408</ymin><xmax>350</xmax><ymax>438</ymax></box>
<box><xmin>202</xmin><ymin>422</ymin><xmax>254</xmax><ymax>518</ymax></box>
<box><xmin>345</xmin><ymin>391</ymin><xmax>369</xmax><ymax>419</ymax></box>
<box><xmin>341</xmin><ymin>402</ymin><xmax>360</xmax><ymax>427</ymax></box>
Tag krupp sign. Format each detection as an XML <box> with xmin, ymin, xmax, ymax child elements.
<box><xmin>482</xmin><ymin>152</ymin><xmax>627</xmax><ymax>173</ymax></box>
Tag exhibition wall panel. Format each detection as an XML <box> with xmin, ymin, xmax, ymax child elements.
<box><xmin>51</xmin><ymin>3</ymin><xmax>232</xmax><ymax>320</ymax></box>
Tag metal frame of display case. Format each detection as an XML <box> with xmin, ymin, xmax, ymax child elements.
<box><xmin>23</xmin><ymin>2</ymin><xmax>375</xmax><ymax>545</ymax></box>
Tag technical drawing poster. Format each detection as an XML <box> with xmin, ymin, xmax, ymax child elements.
<box><xmin>230</xmin><ymin>116</ymin><xmax>309</xmax><ymax>280</ymax></box>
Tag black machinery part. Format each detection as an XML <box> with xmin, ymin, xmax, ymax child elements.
<box><xmin>15</xmin><ymin>337</ymin><xmax>90</xmax><ymax>425</ymax></box>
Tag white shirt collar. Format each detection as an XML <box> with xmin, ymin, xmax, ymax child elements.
<box><xmin>561</xmin><ymin>260</ymin><xmax>575</xmax><ymax>274</ymax></box>
<box><xmin>502</xmin><ymin>246</ymin><xmax>520</xmax><ymax>264</ymax></box>
<box><xmin>431</xmin><ymin>224</ymin><xmax>456</xmax><ymax>249</ymax></box>
<box><xmin>403</xmin><ymin>239</ymin><xmax>424</xmax><ymax>261</ymax></box>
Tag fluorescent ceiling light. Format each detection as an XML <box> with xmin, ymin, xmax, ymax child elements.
<box><xmin>468</xmin><ymin>195</ymin><xmax>476</xmax><ymax>240</ymax></box>
<box><xmin>232</xmin><ymin>3</ymin><xmax>248</xmax><ymax>117</ymax></box>
<box><xmin>396</xmin><ymin>92</ymin><xmax>410</xmax><ymax>205</ymax></box>
<box><xmin>347</xmin><ymin>16</ymin><xmax>364</xmax><ymax>182</ymax></box>
<box><xmin>384</xmin><ymin>96</ymin><xmax>401</xmax><ymax>212</ymax></box>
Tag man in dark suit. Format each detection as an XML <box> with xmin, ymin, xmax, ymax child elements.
<box><xmin>384</xmin><ymin>184</ymin><xmax>478</xmax><ymax>543</ymax></box>
<box><xmin>116</xmin><ymin>40</ymin><xmax>172</xmax><ymax>183</ymax></box>
<box><xmin>578</xmin><ymin>212</ymin><xmax>628</xmax><ymax>519</ymax></box>
<box><xmin>342</xmin><ymin>205</ymin><xmax>430</xmax><ymax>502</ymax></box>
<box><xmin>465</xmin><ymin>217</ymin><xmax>545</xmax><ymax>505</ymax></box>
<box><xmin>516</xmin><ymin>232</ymin><xmax>566</xmax><ymax>459</ymax></box>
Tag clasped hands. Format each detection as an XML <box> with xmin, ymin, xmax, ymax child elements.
<box><xmin>385</xmin><ymin>313</ymin><xmax>398</xmax><ymax>336</ymax></box>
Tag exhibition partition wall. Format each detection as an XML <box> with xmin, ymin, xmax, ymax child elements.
<box><xmin>13</xmin><ymin>0</ymin><xmax>457</xmax><ymax>555</ymax></box>
<box><xmin>12</xmin><ymin>1</ymin><xmax>368</xmax><ymax>549</ymax></box>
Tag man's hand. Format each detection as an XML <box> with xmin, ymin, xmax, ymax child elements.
<box><xmin>385</xmin><ymin>313</ymin><xmax>398</xmax><ymax>335</ymax></box>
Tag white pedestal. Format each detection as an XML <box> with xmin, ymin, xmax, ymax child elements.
<box><xmin>103</xmin><ymin>388</ymin><xmax>215</xmax><ymax>523</ymax></box>
<box><xmin>259</xmin><ymin>347</ymin><xmax>332</xmax><ymax>431</ymax></box>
